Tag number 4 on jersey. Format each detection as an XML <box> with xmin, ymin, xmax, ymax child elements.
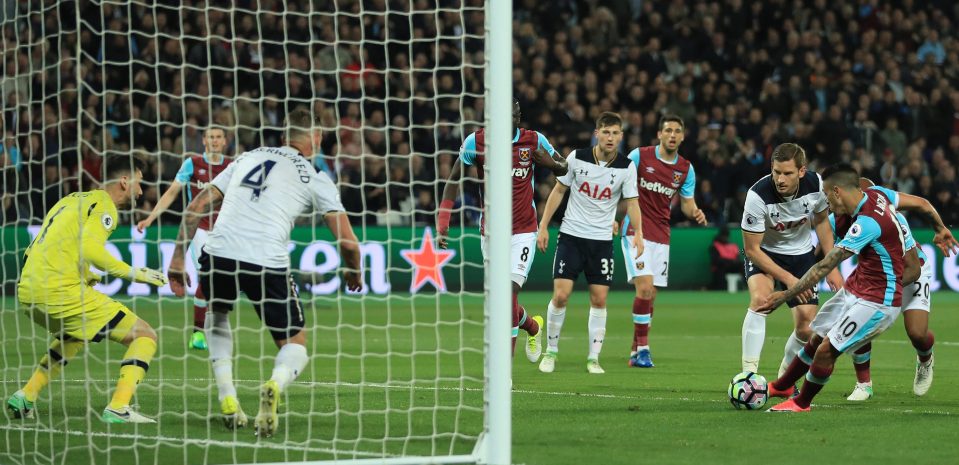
<box><xmin>240</xmin><ymin>161</ymin><xmax>277</xmax><ymax>201</ymax></box>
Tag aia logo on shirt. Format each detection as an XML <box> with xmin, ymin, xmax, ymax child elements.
<box><xmin>772</xmin><ymin>217</ymin><xmax>808</xmax><ymax>232</ymax></box>
<box><xmin>578</xmin><ymin>181</ymin><xmax>613</xmax><ymax>200</ymax></box>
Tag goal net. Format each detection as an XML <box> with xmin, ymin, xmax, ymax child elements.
<box><xmin>1</xmin><ymin>1</ymin><xmax>511</xmax><ymax>464</ymax></box>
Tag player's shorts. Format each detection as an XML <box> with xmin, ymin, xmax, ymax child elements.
<box><xmin>744</xmin><ymin>247</ymin><xmax>819</xmax><ymax>307</ymax></box>
<box><xmin>552</xmin><ymin>232</ymin><xmax>614</xmax><ymax>286</ymax></box>
<box><xmin>21</xmin><ymin>289</ymin><xmax>138</xmax><ymax>343</ymax></box>
<box><xmin>810</xmin><ymin>288</ymin><xmax>901</xmax><ymax>353</ymax></box>
<box><xmin>198</xmin><ymin>252</ymin><xmax>304</xmax><ymax>341</ymax></box>
<box><xmin>901</xmin><ymin>257</ymin><xmax>933</xmax><ymax>312</ymax></box>
<box><xmin>188</xmin><ymin>227</ymin><xmax>209</xmax><ymax>275</ymax></box>
<box><xmin>621</xmin><ymin>236</ymin><xmax>669</xmax><ymax>287</ymax></box>
<box><xmin>480</xmin><ymin>232</ymin><xmax>537</xmax><ymax>286</ymax></box>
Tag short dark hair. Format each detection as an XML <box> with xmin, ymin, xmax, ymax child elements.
<box><xmin>821</xmin><ymin>163</ymin><xmax>860</xmax><ymax>189</ymax></box>
<box><xmin>771</xmin><ymin>143</ymin><xmax>807</xmax><ymax>168</ymax></box>
<box><xmin>284</xmin><ymin>109</ymin><xmax>321</xmax><ymax>141</ymax></box>
<box><xmin>205</xmin><ymin>126</ymin><xmax>228</xmax><ymax>137</ymax></box>
<box><xmin>103</xmin><ymin>153</ymin><xmax>145</xmax><ymax>180</ymax></box>
<box><xmin>595</xmin><ymin>111</ymin><xmax>623</xmax><ymax>130</ymax></box>
<box><xmin>658</xmin><ymin>114</ymin><xmax>685</xmax><ymax>131</ymax></box>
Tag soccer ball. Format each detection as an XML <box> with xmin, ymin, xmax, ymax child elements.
<box><xmin>728</xmin><ymin>371</ymin><xmax>768</xmax><ymax>410</ymax></box>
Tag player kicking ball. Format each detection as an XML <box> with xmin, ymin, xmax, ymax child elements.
<box><xmin>437</xmin><ymin>100</ymin><xmax>567</xmax><ymax>364</ymax></box>
<box><xmin>756</xmin><ymin>164</ymin><xmax>921</xmax><ymax>412</ymax></box>
<box><xmin>833</xmin><ymin>179</ymin><xmax>957</xmax><ymax>400</ymax></box>
<box><xmin>7</xmin><ymin>155</ymin><xmax>167</xmax><ymax>424</ymax></box>
<box><xmin>536</xmin><ymin>112</ymin><xmax>643</xmax><ymax>374</ymax></box>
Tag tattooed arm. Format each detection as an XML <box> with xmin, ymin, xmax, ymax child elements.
<box><xmin>754</xmin><ymin>247</ymin><xmax>854</xmax><ymax>314</ymax></box>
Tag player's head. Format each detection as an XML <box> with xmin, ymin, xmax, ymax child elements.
<box><xmin>657</xmin><ymin>114</ymin><xmax>685</xmax><ymax>154</ymax></box>
<box><xmin>203</xmin><ymin>126</ymin><xmax>228</xmax><ymax>155</ymax></box>
<box><xmin>102</xmin><ymin>153</ymin><xmax>145</xmax><ymax>208</ymax></box>
<box><xmin>821</xmin><ymin>163</ymin><xmax>862</xmax><ymax>215</ymax></box>
<box><xmin>594</xmin><ymin>111</ymin><xmax>623</xmax><ymax>155</ymax></box>
<box><xmin>283</xmin><ymin>109</ymin><xmax>322</xmax><ymax>156</ymax></box>
<box><xmin>512</xmin><ymin>99</ymin><xmax>521</xmax><ymax>127</ymax></box>
<box><xmin>770</xmin><ymin>143</ymin><xmax>807</xmax><ymax>195</ymax></box>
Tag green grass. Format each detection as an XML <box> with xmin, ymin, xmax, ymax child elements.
<box><xmin>2</xmin><ymin>290</ymin><xmax>958</xmax><ymax>465</ymax></box>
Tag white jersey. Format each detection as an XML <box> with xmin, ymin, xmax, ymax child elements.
<box><xmin>556</xmin><ymin>148</ymin><xmax>638</xmax><ymax>241</ymax></box>
<box><xmin>204</xmin><ymin>146</ymin><xmax>345</xmax><ymax>268</ymax></box>
<box><xmin>741</xmin><ymin>172</ymin><xmax>828</xmax><ymax>255</ymax></box>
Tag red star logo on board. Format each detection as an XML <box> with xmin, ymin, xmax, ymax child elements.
<box><xmin>400</xmin><ymin>227</ymin><xmax>456</xmax><ymax>293</ymax></box>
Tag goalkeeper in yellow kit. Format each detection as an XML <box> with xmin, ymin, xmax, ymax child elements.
<box><xmin>6</xmin><ymin>155</ymin><xmax>168</xmax><ymax>424</ymax></box>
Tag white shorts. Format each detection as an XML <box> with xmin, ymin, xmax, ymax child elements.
<box><xmin>481</xmin><ymin>232</ymin><xmax>536</xmax><ymax>286</ymax></box>
<box><xmin>810</xmin><ymin>288</ymin><xmax>901</xmax><ymax>353</ymax></box>
<box><xmin>189</xmin><ymin>228</ymin><xmax>209</xmax><ymax>280</ymax></box>
<box><xmin>621</xmin><ymin>237</ymin><xmax>669</xmax><ymax>287</ymax></box>
<box><xmin>901</xmin><ymin>258</ymin><xmax>933</xmax><ymax>313</ymax></box>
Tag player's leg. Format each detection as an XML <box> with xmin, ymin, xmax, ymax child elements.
<box><xmin>585</xmin><ymin>283</ymin><xmax>609</xmax><ymax>374</ymax></box>
<box><xmin>768</xmin><ymin>289</ymin><xmax>848</xmax><ymax>397</ymax></box>
<box><xmin>780</xmin><ymin>303</ymin><xmax>816</xmax><ymax>378</ymax></box>
<box><xmin>246</xmin><ymin>264</ymin><xmax>308</xmax><ymax>437</ymax></box>
<box><xmin>622</xmin><ymin>235</ymin><xmax>652</xmax><ymax>363</ymax></box>
<box><xmin>582</xmin><ymin>238</ymin><xmax>614</xmax><ymax>374</ymax></box>
<box><xmin>188</xmin><ymin>228</ymin><xmax>210</xmax><ymax>350</ymax></box>
<box><xmin>771</xmin><ymin>296</ymin><xmax>898</xmax><ymax>412</ymax></box>
<box><xmin>631</xmin><ymin>241</ymin><xmax>667</xmax><ymax>367</ymax></box>
<box><xmin>102</xmin><ymin>308</ymin><xmax>159</xmax><ymax>424</ymax></box>
<box><xmin>199</xmin><ymin>253</ymin><xmax>245</xmax><ymax>429</ymax></box>
<box><xmin>8</xmin><ymin>305</ymin><xmax>86</xmax><ymax>419</ymax></box>
<box><xmin>742</xmin><ymin>271</ymin><xmax>775</xmax><ymax>373</ymax></box>
<box><xmin>509</xmin><ymin>233</ymin><xmax>542</xmax><ymax>361</ymax></box>
<box><xmin>846</xmin><ymin>342</ymin><xmax>874</xmax><ymax>401</ymax></box>
<box><xmin>902</xmin><ymin>264</ymin><xmax>934</xmax><ymax>395</ymax></box>
<box><xmin>540</xmin><ymin>234</ymin><xmax>582</xmax><ymax>373</ymax></box>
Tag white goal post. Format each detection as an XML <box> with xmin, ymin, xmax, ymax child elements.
<box><xmin>0</xmin><ymin>1</ymin><xmax>512</xmax><ymax>464</ymax></box>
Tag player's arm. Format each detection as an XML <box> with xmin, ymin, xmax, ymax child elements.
<box><xmin>536</xmin><ymin>181</ymin><xmax>568</xmax><ymax>252</ymax></box>
<box><xmin>81</xmin><ymin>207</ymin><xmax>166</xmax><ymax>286</ymax></box>
<box><xmin>136</xmin><ymin>179</ymin><xmax>184</xmax><ymax>232</ymax></box>
<box><xmin>902</xmin><ymin>246</ymin><xmax>921</xmax><ymax>285</ymax></box>
<box><xmin>325</xmin><ymin>211</ymin><xmax>363</xmax><ymax>292</ymax></box>
<box><xmin>741</xmin><ymin>232</ymin><xmax>793</xmax><ymax>284</ymax></box>
<box><xmin>437</xmin><ymin>132</ymin><xmax>477</xmax><ymax>248</ymax></box>
<box><xmin>168</xmin><ymin>186</ymin><xmax>224</xmax><ymax>295</ymax></box>
<box><xmin>623</xmin><ymin>196</ymin><xmax>644</xmax><ymax>258</ymax></box>
<box><xmin>436</xmin><ymin>157</ymin><xmax>465</xmax><ymax>248</ymax></box>
<box><xmin>678</xmin><ymin>165</ymin><xmax>706</xmax><ymax>225</ymax></box>
<box><xmin>813</xmin><ymin>208</ymin><xmax>844</xmax><ymax>291</ymax></box>
<box><xmin>532</xmin><ymin>132</ymin><xmax>568</xmax><ymax>176</ymax></box>
<box><xmin>756</xmin><ymin>247</ymin><xmax>855</xmax><ymax>313</ymax></box>
<box><xmin>889</xmin><ymin>190</ymin><xmax>959</xmax><ymax>257</ymax></box>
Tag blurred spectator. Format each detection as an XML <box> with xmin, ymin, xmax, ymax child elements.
<box><xmin>3</xmin><ymin>0</ymin><xmax>959</xmax><ymax>231</ymax></box>
<box><xmin>709</xmin><ymin>228</ymin><xmax>743</xmax><ymax>291</ymax></box>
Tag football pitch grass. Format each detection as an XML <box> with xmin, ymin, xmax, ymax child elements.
<box><xmin>2</xmin><ymin>290</ymin><xmax>958</xmax><ymax>465</ymax></box>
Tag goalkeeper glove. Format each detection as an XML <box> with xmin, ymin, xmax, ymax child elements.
<box><xmin>437</xmin><ymin>199</ymin><xmax>454</xmax><ymax>238</ymax></box>
<box><xmin>128</xmin><ymin>267</ymin><xmax>169</xmax><ymax>287</ymax></box>
<box><xmin>83</xmin><ymin>268</ymin><xmax>102</xmax><ymax>287</ymax></box>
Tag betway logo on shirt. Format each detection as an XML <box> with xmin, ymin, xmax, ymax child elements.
<box><xmin>512</xmin><ymin>167</ymin><xmax>530</xmax><ymax>177</ymax></box>
<box><xmin>641</xmin><ymin>178</ymin><xmax>676</xmax><ymax>196</ymax></box>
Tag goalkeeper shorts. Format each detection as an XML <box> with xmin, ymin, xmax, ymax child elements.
<box><xmin>22</xmin><ymin>289</ymin><xmax>137</xmax><ymax>343</ymax></box>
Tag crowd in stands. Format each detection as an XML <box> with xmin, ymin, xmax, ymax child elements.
<box><xmin>2</xmin><ymin>0</ymin><xmax>959</xmax><ymax>232</ymax></box>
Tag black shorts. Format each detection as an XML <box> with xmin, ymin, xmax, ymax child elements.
<box><xmin>744</xmin><ymin>248</ymin><xmax>819</xmax><ymax>307</ymax></box>
<box><xmin>198</xmin><ymin>252</ymin><xmax>305</xmax><ymax>340</ymax></box>
<box><xmin>552</xmin><ymin>233</ymin><xmax>614</xmax><ymax>286</ymax></box>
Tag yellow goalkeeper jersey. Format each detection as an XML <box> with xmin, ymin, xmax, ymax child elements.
<box><xmin>18</xmin><ymin>190</ymin><xmax>133</xmax><ymax>305</ymax></box>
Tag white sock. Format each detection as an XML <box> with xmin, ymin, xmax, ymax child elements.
<box><xmin>741</xmin><ymin>309</ymin><xmax>766</xmax><ymax>373</ymax></box>
<box><xmin>587</xmin><ymin>307</ymin><xmax>607</xmax><ymax>360</ymax></box>
<box><xmin>780</xmin><ymin>331</ymin><xmax>806</xmax><ymax>378</ymax></box>
<box><xmin>206</xmin><ymin>311</ymin><xmax>236</xmax><ymax>402</ymax></box>
<box><xmin>271</xmin><ymin>343</ymin><xmax>309</xmax><ymax>391</ymax></box>
<box><xmin>546</xmin><ymin>301</ymin><xmax>566</xmax><ymax>353</ymax></box>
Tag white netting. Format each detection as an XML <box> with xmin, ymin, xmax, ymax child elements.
<box><xmin>1</xmin><ymin>1</ymin><xmax>494</xmax><ymax>463</ymax></box>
